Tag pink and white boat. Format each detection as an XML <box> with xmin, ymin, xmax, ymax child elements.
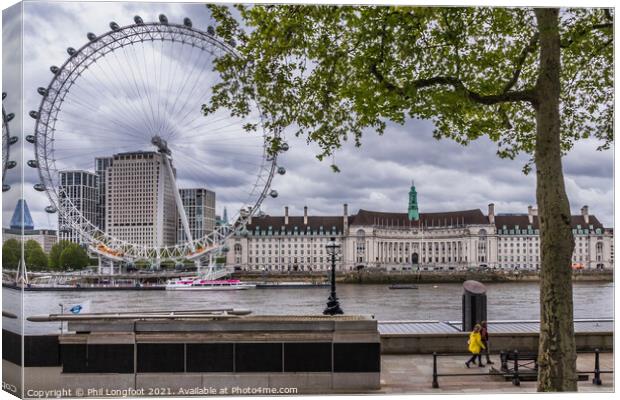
<box><xmin>165</xmin><ymin>278</ymin><xmax>256</xmax><ymax>291</ymax></box>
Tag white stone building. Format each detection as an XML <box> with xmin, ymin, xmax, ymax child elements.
<box><xmin>105</xmin><ymin>151</ymin><xmax>178</xmax><ymax>247</ymax></box>
<box><xmin>226</xmin><ymin>184</ymin><xmax>613</xmax><ymax>272</ymax></box>
<box><xmin>58</xmin><ymin>170</ymin><xmax>98</xmax><ymax>244</ymax></box>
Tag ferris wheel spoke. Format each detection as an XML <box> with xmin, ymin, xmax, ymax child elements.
<box><xmin>116</xmin><ymin>42</ymin><xmax>158</xmax><ymax>137</ymax></box>
<box><xmin>53</xmin><ymin>116</ymin><xmax>146</xmax><ymax>142</ymax></box>
<box><xmin>86</xmin><ymin>51</ymin><xmax>153</xmax><ymax>134</ymax></box>
<box><xmin>159</xmin><ymin>40</ymin><xmax>180</xmax><ymax>136</ymax></box>
<box><xmin>86</xmin><ymin>56</ymin><xmax>153</xmax><ymax>139</ymax></box>
<box><xmin>56</xmin><ymin>93</ymin><xmax>147</xmax><ymax>142</ymax></box>
<box><xmin>170</xmin><ymin>58</ymin><xmax>220</xmax><ymax>137</ymax></box>
<box><xmin>164</xmin><ymin>45</ymin><xmax>209</xmax><ymax>140</ymax></box>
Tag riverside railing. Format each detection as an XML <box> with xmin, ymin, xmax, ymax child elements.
<box><xmin>431</xmin><ymin>349</ymin><xmax>613</xmax><ymax>389</ymax></box>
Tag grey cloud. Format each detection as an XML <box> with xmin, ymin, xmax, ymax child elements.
<box><xmin>2</xmin><ymin>1</ymin><xmax>613</xmax><ymax>233</ymax></box>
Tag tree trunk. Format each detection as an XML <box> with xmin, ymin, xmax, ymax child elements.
<box><xmin>533</xmin><ymin>8</ymin><xmax>577</xmax><ymax>392</ymax></box>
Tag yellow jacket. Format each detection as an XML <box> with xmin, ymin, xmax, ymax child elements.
<box><xmin>468</xmin><ymin>331</ymin><xmax>485</xmax><ymax>354</ymax></box>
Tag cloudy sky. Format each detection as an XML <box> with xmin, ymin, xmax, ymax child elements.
<box><xmin>2</xmin><ymin>1</ymin><xmax>614</xmax><ymax>231</ymax></box>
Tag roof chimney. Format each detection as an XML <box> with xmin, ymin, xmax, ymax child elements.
<box><xmin>488</xmin><ymin>203</ymin><xmax>495</xmax><ymax>224</ymax></box>
<box><xmin>527</xmin><ymin>205</ymin><xmax>534</xmax><ymax>224</ymax></box>
<box><xmin>581</xmin><ymin>205</ymin><xmax>589</xmax><ymax>224</ymax></box>
<box><xmin>304</xmin><ymin>206</ymin><xmax>308</xmax><ymax>225</ymax></box>
<box><xmin>284</xmin><ymin>206</ymin><xmax>289</xmax><ymax>225</ymax></box>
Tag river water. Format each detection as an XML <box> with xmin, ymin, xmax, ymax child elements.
<box><xmin>2</xmin><ymin>281</ymin><xmax>613</xmax><ymax>334</ymax></box>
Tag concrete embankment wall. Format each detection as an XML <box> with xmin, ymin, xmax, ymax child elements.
<box><xmin>232</xmin><ymin>270</ymin><xmax>613</xmax><ymax>284</ymax></box>
<box><xmin>340</xmin><ymin>270</ymin><xmax>613</xmax><ymax>284</ymax></box>
<box><xmin>2</xmin><ymin>316</ymin><xmax>382</xmax><ymax>396</ymax></box>
<box><xmin>380</xmin><ymin>332</ymin><xmax>613</xmax><ymax>354</ymax></box>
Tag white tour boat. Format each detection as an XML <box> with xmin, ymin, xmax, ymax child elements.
<box><xmin>166</xmin><ymin>278</ymin><xmax>256</xmax><ymax>291</ymax></box>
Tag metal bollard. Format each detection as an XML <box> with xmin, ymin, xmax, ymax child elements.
<box><xmin>512</xmin><ymin>350</ymin><xmax>520</xmax><ymax>386</ymax></box>
<box><xmin>432</xmin><ymin>352</ymin><xmax>439</xmax><ymax>388</ymax></box>
<box><xmin>592</xmin><ymin>348</ymin><xmax>602</xmax><ymax>385</ymax></box>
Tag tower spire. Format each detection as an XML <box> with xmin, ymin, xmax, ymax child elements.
<box><xmin>408</xmin><ymin>182</ymin><xmax>419</xmax><ymax>221</ymax></box>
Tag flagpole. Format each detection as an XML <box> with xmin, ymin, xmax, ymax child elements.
<box><xmin>58</xmin><ymin>303</ymin><xmax>64</xmax><ymax>334</ymax></box>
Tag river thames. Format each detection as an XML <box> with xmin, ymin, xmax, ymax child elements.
<box><xmin>2</xmin><ymin>281</ymin><xmax>613</xmax><ymax>334</ymax></box>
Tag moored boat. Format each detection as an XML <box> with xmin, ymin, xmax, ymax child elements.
<box><xmin>166</xmin><ymin>278</ymin><xmax>256</xmax><ymax>291</ymax></box>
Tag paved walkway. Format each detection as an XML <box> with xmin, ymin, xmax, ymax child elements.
<box><xmin>379</xmin><ymin>352</ymin><xmax>613</xmax><ymax>393</ymax></box>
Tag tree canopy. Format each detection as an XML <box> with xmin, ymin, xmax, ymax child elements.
<box><xmin>24</xmin><ymin>240</ymin><xmax>48</xmax><ymax>271</ymax></box>
<box><xmin>49</xmin><ymin>240</ymin><xmax>73</xmax><ymax>270</ymax></box>
<box><xmin>2</xmin><ymin>239</ymin><xmax>20</xmax><ymax>269</ymax></box>
<box><xmin>205</xmin><ymin>6</ymin><xmax>612</xmax><ymax>172</ymax></box>
<box><xmin>58</xmin><ymin>243</ymin><xmax>90</xmax><ymax>270</ymax></box>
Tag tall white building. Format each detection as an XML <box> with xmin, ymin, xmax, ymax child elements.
<box><xmin>226</xmin><ymin>184</ymin><xmax>614</xmax><ymax>272</ymax></box>
<box><xmin>178</xmin><ymin>188</ymin><xmax>216</xmax><ymax>243</ymax></box>
<box><xmin>105</xmin><ymin>151</ymin><xmax>177</xmax><ymax>247</ymax></box>
<box><xmin>58</xmin><ymin>170</ymin><xmax>98</xmax><ymax>244</ymax></box>
<box><xmin>95</xmin><ymin>156</ymin><xmax>113</xmax><ymax>231</ymax></box>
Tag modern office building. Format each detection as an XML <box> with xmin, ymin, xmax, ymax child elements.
<box><xmin>95</xmin><ymin>156</ymin><xmax>113</xmax><ymax>231</ymax></box>
<box><xmin>178</xmin><ymin>188</ymin><xmax>216</xmax><ymax>243</ymax></box>
<box><xmin>105</xmin><ymin>151</ymin><xmax>178</xmax><ymax>247</ymax></box>
<box><xmin>58</xmin><ymin>170</ymin><xmax>98</xmax><ymax>244</ymax></box>
<box><xmin>226</xmin><ymin>184</ymin><xmax>614</xmax><ymax>272</ymax></box>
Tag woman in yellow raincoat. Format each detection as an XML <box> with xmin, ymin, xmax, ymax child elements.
<box><xmin>465</xmin><ymin>324</ymin><xmax>485</xmax><ymax>368</ymax></box>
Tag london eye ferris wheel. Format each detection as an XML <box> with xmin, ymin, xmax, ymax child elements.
<box><xmin>28</xmin><ymin>15</ymin><xmax>286</xmax><ymax>264</ymax></box>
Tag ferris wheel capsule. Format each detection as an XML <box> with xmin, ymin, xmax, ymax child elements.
<box><xmin>33</xmin><ymin>183</ymin><xmax>46</xmax><ymax>191</ymax></box>
<box><xmin>87</xmin><ymin>32</ymin><xmax>97</xmax><ymax>42</ymax></box>
<box><xmin>207</xmin><ymin>26</ymin><xmax>215</xmax><ymax>35</ymax></box>
<box><xmin>183</xmin><ymin>18</ymin><xmax>192</xmax><ymax>27</ymax></box>
<box><xmin>134</xmin><ymin>15</ymin><xmax>144</xmax><ymax>25</ymax></box>
<box><xmin>29</xmin><ymin>111</ymin><xmax>39</xmax><ymax>119</ymax></box>
<box><xmin>159</xmin><ymin>14</ymin><xmax>168</xmax><ymax>24</ymax></box>
<box><xmin>27</xmin><ymin>160</ymin><xmax>38</xmax><ymax>168</ymax></box>
<box><xmin>37</xmin><ymin>87</ymin><xmax>48</xmax><ymax>96</ymax></box>
<box><xmin>269</xmin><ymin>190</ymin><xmax>278</xmax><ymax>198</ymax></box>
<box><xmin>110</xmin><ymin>22</ymin><xmax>120</xmax><ymax>31</ymax></box>
<box><xmin>228</xmin><ymin>39</ymin><xmax>236</xmax><ymax>48</ymax></box>
<box><xmin>26</xmin><ymin>135</ymin><xmax>36</xmax><ymax>144</ymax></box>
<box><xmin>6</xmin><ymin>161</ymin><xmax>16</xmax><ymax>169</ymax></box>
<box><xmin>50</xmin><ymin>66</ymin><xmax>59</xmax><ymax>74</ymax></box>
<box><xmin>6</xmin><ymin>113</ymin><xmax>14</xmax><ymax>122</ymax></box>
<box><xmin>67</xmin><ymin>47</ymin><xmax>76</xmax><ymax>56</ymax></box>
<box><xmin>280</xmin><ymin>142</ymin><xmax>289</xmax><ymax>151</ymax></box>
<box><xmin>9</xmin><ymin>136</ymin><xmax>18</xmax><ymax>145</ymax></box>
<box><xmin>2</xmin><ymin>185</ymin><xmax>10</xmax><ymax>192</ymax></box>
<box><xmin>1</xmin><ymin>92</ymin><xmax>6</xmax><ymax>100</ymax></box>
<box><xmin>45</xmin><ymin>205</ymin><xmax>57</xmax><ymax>214</ymax></box>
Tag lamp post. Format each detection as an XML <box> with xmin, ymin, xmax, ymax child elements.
<box><xmin>323</xmin><ymin>237</ymin><xmax>344</xmax><ymax>315</ymax></box>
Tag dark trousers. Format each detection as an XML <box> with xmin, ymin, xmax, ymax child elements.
<box><xmin>482</xmin><ymin>340</ymin><xmax>491</xmax><ymax>361</ymax></box>
<box><xmin>467</xmin><ymin>354</ymin><xmax>482</xmax><ymax>365</ymax></box>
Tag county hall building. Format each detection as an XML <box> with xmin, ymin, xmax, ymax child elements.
<box><xmin>226</xmin><ymin>184</ymin><xmax>613</xmax><ymax>272</ymax></box>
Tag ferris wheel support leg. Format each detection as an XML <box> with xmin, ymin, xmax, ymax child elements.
<box><xmin>17</xmin><ymin>257</ymin><xmax>29</xmax><ymax>285</ymax></box>
<box><xmin>161</xmin><ymin>154</ymin><xmax>195</xmax><ymax>251</ymax></box>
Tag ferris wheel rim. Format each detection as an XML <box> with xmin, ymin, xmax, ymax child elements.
<box><xmin>2</xmin><ymin>103</ymin><xmax>9</xmax><ymax>181</ymax></box>
<box><xmin>32</xmin><ymin>19</ymin><xmax>279</xmax><ymax>261</ymax></box>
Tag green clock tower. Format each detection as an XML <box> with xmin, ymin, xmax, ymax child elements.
<box><xmin>408</xmin><ymin>182</ymin><xmax>419</xmax><ymax>221</ymax></box>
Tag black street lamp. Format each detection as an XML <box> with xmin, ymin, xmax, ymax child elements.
<box><xmin>323</xmin><ymin>236</ymin><xmax>344</xmax><ymax>315</ymax></box>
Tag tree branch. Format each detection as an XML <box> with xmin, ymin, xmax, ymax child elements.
<box><xmin>502</xmin><ymin>32</ymin><xmax>539</xmax><ymax>93</ymax></box>
<box><xmin>560</xmin><ymin>22</ymin><xmax>613</xmax><ymax>48</ymax></box>
<box><xmin>370</xmin><ymin>64</ymin><xmax>537</xmax><ymax>105</ymax></box>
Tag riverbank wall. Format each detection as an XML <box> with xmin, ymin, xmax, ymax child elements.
<box><xmin>231</xmin><ymin>270</ymin><xmax>613</xmax><ymax>284</ymax></box>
